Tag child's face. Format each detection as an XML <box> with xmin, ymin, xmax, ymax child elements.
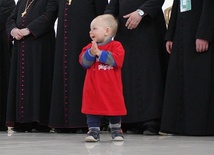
<box><xmin>89</xmin><ymin>20</ymin><xmax>109</xmax><ymax>43</ymax></box>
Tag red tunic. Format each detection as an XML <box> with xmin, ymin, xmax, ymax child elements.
<box><xmin>79</xmin><ymin>41</ymin><xmax>127</xmax><ymax>116</ymax></box>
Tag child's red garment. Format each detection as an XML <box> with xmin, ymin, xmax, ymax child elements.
<box><xmin>79</xmin><ymin>40</ymin><xmax>127</xmax><ymax>116</ymax></box>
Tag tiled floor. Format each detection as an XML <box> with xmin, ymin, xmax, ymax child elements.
<box><xmin>0</xmin><ymin>131</ymin><xmax>214</xmax><ymax>155</ymax></box>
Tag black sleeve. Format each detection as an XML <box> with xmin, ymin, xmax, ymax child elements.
<box><xmin>6</xmin><ymin>0</ymin><xmax>20</xmax><ymax>37</ymax></box>
<box><xmin>0</xmin><ymin>0</ymin><xmax>15</xmax><ymax>32</ymax></box>
<box><xmin>94</xmin><ymin>0</ymin><xmax>108</xmax><ymax>15</ymax></box>
<box><xmin>196</xmin><ymin>0</ymin><xmax>214</xmax><ymax>42</ymax></box>
<box><xmin>104</xmin><ymin>0</ymin><xmax>119</xmax><ymax>17</ymax></box>
<box><xmin>139</xmin><ymin>0</ymin><xmax>165</xmax><ymax>18</ymax></box>
<box><xmin>27</xmin><ymin>0</ymin><xmax>58</xmax><ymax>38</ymax></box>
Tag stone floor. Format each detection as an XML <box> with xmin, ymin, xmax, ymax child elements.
<box><xmin>0</xmin><ymin>131</ymin><xmax>214</xmax><ymax>155</ymax></box>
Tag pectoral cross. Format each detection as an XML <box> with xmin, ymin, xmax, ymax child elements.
<box><xmin>68</xmin><ymin>0</ymin><xmax>72</xmax><ymax>5</ymax></box>
<box><xmin>22</xmin><ymin>10</ymin><xmax>27</xmax><ymax>17</ymax></box>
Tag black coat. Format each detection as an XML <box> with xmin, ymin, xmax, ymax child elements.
<box><xmin>49</xmin><ymin>0</ymin><xmax>108</xmax><ymax>128</ymax></box>
<box><xmin>0</xmin><ymin>0</ymin><xmax>15</xmax><ymax>128</ymax></box>
<box><xmin>105</xmin><ymin>0</ymin><xmax>168</xmax><ymax>123</ymax></box>
<box><xmin>6</xmin><ymin>0</ymin><xmax>58</xmax><ymax>126</ymax></box>
<box><xmin>161</xmin><ymin>0</ymin><xmax>214</xmax><ymax>135</ymax></box>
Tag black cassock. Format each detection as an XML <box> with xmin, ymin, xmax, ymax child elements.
<box><xmin>105</xmin><ymin>0</ymin><xmax>168</xmax><ymax>127</ymax></box>
<box><xmin>6</xmin><ymin>0</ymin><xmax>57</xmax><ymax>127</ymax></box>
<box><xmin>160</xmin><ymin>0</ymin><xmax>214</xmax><ymax>135</ymax></box>
<box><xmin>49</xmin><ymin>0</ymin><xmax>108</xmax><ymax>128</ymax></box>
<box><xmin>0</xmin><ymin>0</ymin><xmax>15</xmax><ymax>129</ymax></box>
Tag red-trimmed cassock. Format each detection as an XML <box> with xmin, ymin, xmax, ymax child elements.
<box><xmin>49</xmin><ymin>0</ymin><xmax>108</xmax><ymax>129</ymax></box>
<box><xmin>6</xmin><ymin>0</ymin><xmax>58</xmax><ymax>128</ymax></box>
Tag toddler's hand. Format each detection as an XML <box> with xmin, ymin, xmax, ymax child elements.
<box><xmin>90</xmin><ymin>41</ymin><xmax>101</xmax><ymax>56</ymax></box>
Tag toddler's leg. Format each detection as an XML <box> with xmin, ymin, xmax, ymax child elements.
<box><xmin>108</xmin><ymin>116</ymin><xmax>124</xmax><ymax>141</ymax></box>
<box><xmin>85</xmin><ymin>115</ymin><xmax>101</xmax><ymax>142</ymax></box>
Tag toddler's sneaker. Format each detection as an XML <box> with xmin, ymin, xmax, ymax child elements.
<box><xmin>110</xmin><ymin>127</ymin><xmax>124</xmax><ymax>141</ymax></box>
<box><xmin>85</xmin><ymin>128</ymin><xmax>100</xmax><ymax>142</ymax></box>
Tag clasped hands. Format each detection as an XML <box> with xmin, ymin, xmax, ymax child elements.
<box><xmin>90</xmin><ymin>41</ymin><xmax>101</xmax><ymax>57</ymax></box>
<box><xmin>11</xmin><ymin>28</ymin><xmax>30</xmax><ymax>40</ymax></box>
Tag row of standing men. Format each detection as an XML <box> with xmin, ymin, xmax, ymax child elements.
<box><xmin>0</xmin><ymin>0</ymin><xmax>214</xmax><ymax>136</ymax></box>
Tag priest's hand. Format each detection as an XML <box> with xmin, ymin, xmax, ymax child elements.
<box><xmin>166</xmin><ymin>41</ymin><xmax>173</xmax><ymax>54</ymax></box>
<box><xmin>11</xmin><ymin>28</ymin><xmax>23</xmax><ymax>40</ymax></box>
<box><xmin>196</xmin><ymin>39</ymin><xmax>209</xmax><ymax>53</ymax></box>
<box><xmin>124</xmin><ymin>11</ymin><xmax>142</xmax><ymax>30</ymax></box>
<box><xmin>20</xmin><ymin>28</ymin><xmax>30</xmax><ymax>36</ymax></box>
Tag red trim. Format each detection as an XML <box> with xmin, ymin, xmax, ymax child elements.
<box><xmin>62</xmin><ymin>2</ymin><xmax>70</xmax><ymax>127</ymax></box>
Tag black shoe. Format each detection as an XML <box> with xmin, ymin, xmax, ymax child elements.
<box><xmin>142</xmin><ymin>119</ymin><xmax>160</xmax><ymax>135</ymax></box>
<box><xmin>0</xmin><ymin>125</ymin><xmax>7</xmax><ymax>131</ymax></box>
<box><xmin>143</xmin><ymin>126</ymin><xmax>159</xmax><ymax>135</ymax></box>
<box><xmin>122</xmin><ymin>123</ymin><xmax>143</xmax><ymax>134</ymax></box>
<box><xmin>126</xmin><ymin>128</ymin><xmax>142</xmax><ymax>134</ymax></box>
<box><xmin>13</xmin><ymin>122</ymin><xmax>37</xmax><ymax>132</ymax></box>
<box><xmin>35</xmin><ymin>124</ymin><xmax>50</xmax><ymax>132</ymax></box>
<box><xmin>53</xmin><ymin>128</ymin><xmax>71</xmax><ymax>133</ymax></box>
<box><xmin>143</xmin><ymin>130</ymin><xmax>158</xmax><ymax>135</ymax></box>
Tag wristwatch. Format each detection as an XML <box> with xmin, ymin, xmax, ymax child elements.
<box><xmin>136</xmin><ymin>9</ymin><xmax>145</xmax><ymax>17</ymax></box>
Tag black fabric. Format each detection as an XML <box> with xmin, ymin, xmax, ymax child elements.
<box><xmin>6</xmin><ymin>0</ymin><xmax>58</xmax><ymax>126</ymax></box>
<box><xmin>105</xmin><ymin>0</ymin><xmax>169</xmax><ymax>125</ymax></box>
<box><xmin>49</xmin><ymin>0</ymin><xmax>108</xmax><ymax>128</ymax></box>
<box><xmin>161</xmin><ymin>0</ymin><xmax>214</xmax><ymax>136</ymax></box>
<box><xmin>0</xmin><ymin>0</ymin><xmax>15</xmax><ymax>128</ymax></box>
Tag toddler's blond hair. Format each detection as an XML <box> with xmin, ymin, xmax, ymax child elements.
<box><xmin>93</xmin><ymin>14</ymin><xmax>118</xmax><ymax>37</ymax></box>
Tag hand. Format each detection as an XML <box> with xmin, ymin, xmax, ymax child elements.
<box><xmin>166</xmin><ymin>41</ymin><xmax>173</xmax><ymax>54</ymax></box>
<box><xmin>196</xmin><ymin>39</ymin><xmax>209</xmax><ymax>52</ymax></box>
<box><xmin>20</xmin><ymin>28</ymin><xmax>30</xmax><ymax>36</ymax></box>
<box><xmin>123</xmin><ymin>11</ymin><xmax>143</xmax><ymax>30</ymax></box>
<box><xmin>11</xmin><ymin>28</ymin><xmax>23</xmax><ymax>40</ymax></box>
<box><xmin>90</xmin><ymin>41</ymin><xmax>101</xmax><ymax>56</ymax></box>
